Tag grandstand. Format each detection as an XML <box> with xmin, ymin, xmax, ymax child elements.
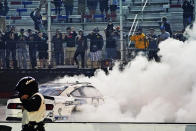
<box><xmin>4</xmin><ymin>0</ymin><xmax>184</xmax><ymax>34</ymax></box>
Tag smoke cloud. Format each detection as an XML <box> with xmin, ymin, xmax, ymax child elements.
<box><xmin>53</xmin><ymin>23</ymin><xmax>196</xmax><ymax>122</ymax></box>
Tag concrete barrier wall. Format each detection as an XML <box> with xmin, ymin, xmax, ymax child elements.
<box><xmin>1</xmin><ymin>123</ymin><xmax>196</xmax><ymax>131</ymax></box>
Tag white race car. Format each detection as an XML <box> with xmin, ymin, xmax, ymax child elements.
<box><xmin>39</xmin><ymin>81</ymin><xmax>104</xmax><ymax>120</ymax></box>
<box><xmin>6</xmin><ymin>82</ymin><xmax>103</xmax><ymax>122</ymax></box>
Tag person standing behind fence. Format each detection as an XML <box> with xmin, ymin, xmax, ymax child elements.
<box><xmin>6</xmin><ymin>32</ymin><xmax>17</xmax><ymax>69</ymax></box>
<box><xmin>52</xmin><ymin>29</ymin><xmax>64</xmax><ymax>66</ymax></box>
<box><xmin>74</xmin><ymin>29</ymin><xmax>88</xmax><ymax>68</ymax></box>
<box><xmin>64</xmin><ymin>27</ymin><xmax>77</xmax><ymax>65</ymax></box>
<box><xmin>62</xmin><ymin>0</ymin><xmax>74</xmax><ymax>23</ymax></box>
<box><xmin>87</xmin><ymin>28</ymin><xmax>104</xmax><ymax>68</ymax></box>
<box><xmin>0</xmin><ymin>31</ymin><xmax>6</xmax><ymax>69</ymax></box>
<box><xmin>27</xmin><ymin>29</ymin><xmax>37</xmax><ymax>69</ymax></box>
<box><xmin>130</xmin><ymin>27</ymin><xmax>149</xmax><ymax>56</ymax></box>
<box><xmin>17</xmin><ymin>29</ymin><xmax>28</xmax><ymax>69</ymax></box>
<box><xmin>105</xmin><ymin>21</ymin><xmax>117</xmax><ymax>59</ymax></box>
<box><xmin>36</xmin><ymin>32</ymin><xmax>48</xmax><ymax>68</ymax></box>
<box><xmin>147</xmin><ymin>28</ymin><xmax>160</xmax><ymax>62</ymax></box>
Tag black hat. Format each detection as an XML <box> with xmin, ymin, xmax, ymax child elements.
<box><xmin>20</xmin><ymin>29</ymin><xmax>24</xmax><ymax>32</ymax></box>
<box><xmin>16</xmin><ymin>76</ymin><xmax>38</xmax><ymax>97</ymax></box>
<box><xmin>66</xmin><ymin>27</ymin><xmax>71</xmax><ymax>30</ymax></box>
<box><xmin>93</xmin><ymin>27</ymin><xmax>99</xmax><ymax>33</ymax></box>
<box><xmin>27</xmin><ymin>29</ymin><xmax>32</xmax><ymax>33</ymax></box>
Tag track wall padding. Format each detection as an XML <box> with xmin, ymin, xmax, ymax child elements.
<box><xmin>0</xmin><ymin>123</ymin><xmax>196</xmax><ymax>131</ymax></box>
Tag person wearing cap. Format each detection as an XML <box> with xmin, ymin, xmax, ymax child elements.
<box><xmin>64</xmin><ymin>27</ymin><xmax>77</xmax><ymax>65</ymax></box>
<box><xmin>147</xmin><ymin>28</ymin><xmax>160</xmax><ymax>62</ymax></box>
<box><xmin>74</xmin><ymin>29</ymin><xmax>88</xmax><ymax>68</ymax></box>
<box><xmin>105</xmin><ymin>21</ymin><xmax>117</xmax><ymax>59</ymax></box>
<box><xmin>158</xmin><ymin>26</ymin><xmax>170</xmax><ymax>43</ymax></box>
<box><xmin>27</xmin><ymin>29</ymin><xmax>37</xmax><ymax>69</ymax></box>
<box><xmin>160</xmin><ymin>17</ymin><xmax>172</xmax><ymax>36</ymax></box>
<box><xmin>87</xmin><ymin>28</ymin><xmax>104</xmax><ymax>68</ymax></box>
<box><xmin>17</xmin><ymin>29</ymin><xmax>28</xmax><ymax>69</ymax></box>
<box><xmin>52</xmin><ymin>29</ymin><xmax>64</xmax><ymax>66</ymax></box>
<box><xmin>130</xmin><ymin>27</ymin><xmax>149</xmax><ymax>52</ymax></box>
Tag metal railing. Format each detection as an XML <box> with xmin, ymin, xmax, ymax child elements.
<box><xmin>128</xmin><ymin>0</ymin><xmax>149</xmax><ymax>36</ymax></box>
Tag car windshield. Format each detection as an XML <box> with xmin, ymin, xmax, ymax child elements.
<box><xmin>39</xmin><ymin>84</ymin><xmax>67</xmax><ymax>96</ymax></box>
<box><xmin>71</xmin><ymin>86</ymin><xmax>102</xmax><ymax>98</ymax></box>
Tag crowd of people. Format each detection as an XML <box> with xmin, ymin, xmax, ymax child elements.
<box><xmin>39</xmin><ymin>0</ymin><xmax>119</xmax><ymax>22</ymax></box>
<box><xmin>0</xmin><ymin>23</ymin><xmax>122</xmax><ymax>69</ymax></box>
<box><xmin>129</xmin><ymin>16</ymin><xmax>186</xmax><ymax>62</ymax></box>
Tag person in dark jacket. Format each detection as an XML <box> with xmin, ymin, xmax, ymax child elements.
<box><xmin>52</xmin><ymin>29</ymin><xmax>64</xmax><ymax>66</ymax></box>
<box><xmin>36</xmin><ymin>32</ymin><xmax>48</xmax><ymax>68</ymax></box>
<box><xmin>30</xmin><ymin>8</ymin><xmax>45</xmax><ymax>32</ymax></box>
<box><xmin>87</xmin><ymin>28</ymin><xmax>104</xmax><ymax>68</ymax></box>
<box><xmin>17</xmin><ymin>29</ymin><xmax>28</xmax><ymax>69</ymax></box>
<box><xmin>6</xmin><ymin>32</ymin><xmax>17</xmax><ymax>69</ymax></box>
<box><xmin>182</xmin><ymin>0</ymin><xmax>194</xmax><ymax>29</ymax></box>
<box><xmin>27</xmin><ymin>29</ymin><xmax>37</xmax><ymax>69</ymax></box>
<box><xmin>64</xmin><ymin>27</ymin><xmax>77</xmax><ymax>65</ymax></box>
<box><xmin>105</xmin><ymin>21</ymin><xmax>117</xmax><ymax>59</ymax></box>
<box><xmin>147</xmin><ymin>28</ymin><xmax>160</xmax><ymax>62</ymax></box>
<box><xmin>53</xmin><ymin>0</ymin><xmax>62</xmax><ymax>15</ymax></box>
<box><xmin>160</xmin><ymin>17</ymin><xmax>172</xmax><ymax>36</ymax></box>
<box><xmin>0</xmin><ymin>31</ymin><xmax>6</xmax><ymax>69</ymax></box>
<box><xmin>74</xmin><ymin>29</ymin><xmax>88</xmax><ymax>68</ymax></box>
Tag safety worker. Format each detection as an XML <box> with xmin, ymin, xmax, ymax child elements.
<box><xmin>15</xmin><ymin>76</ymin><xmax>46</xmax><ymax>131</ymax></box>
<box><xmin>130</xmin><ymin>27</ymin><xmax>149</xmax><ymax>56</ymax></box>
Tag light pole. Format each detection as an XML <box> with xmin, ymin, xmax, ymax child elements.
<box><xmin>120</xmin><ymin>0</ymin><xmax>124</xmax><ymax>63</ymax></box>
<box><xmin>47</xmin><ymin>0</ymin><xmax>52</xmax><ymax>67</ymax></box>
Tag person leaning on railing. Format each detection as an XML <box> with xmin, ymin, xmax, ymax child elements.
<box><xmin>129</xmin><ymin>27</ymin><xmax>149</xmax><ymax>56</ymax></box>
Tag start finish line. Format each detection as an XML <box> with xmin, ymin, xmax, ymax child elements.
<box><xmin>0</xmin><ymin>123</ymin><xmax>196</xmax><ymax>131</ymax></box>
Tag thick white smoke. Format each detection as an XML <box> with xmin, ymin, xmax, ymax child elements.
<box><xmin>53</xmin><ymin>23</ymin><xmax>196</xmax><ymax>122</ymax></box>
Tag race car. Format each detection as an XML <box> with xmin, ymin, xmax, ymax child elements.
<box><xmin>6</xmin><ymin>81</ymin><xmax>103</xmax><ymax>122</ymax></box>
<box><xmin>39</xmin><ymin>81</ymin><xmax>104</xmax><ymax>120</ymax></box>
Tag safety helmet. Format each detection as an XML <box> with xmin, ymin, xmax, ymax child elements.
<box><xmin>16</xmin><ymin>76</ymin><xmax>38</xmax><ymax>96</ymax></box>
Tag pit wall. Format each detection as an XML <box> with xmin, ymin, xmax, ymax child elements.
<box><xmin>0</xmin><ymin>123</ymin><xmax>196</xmax><ymax>131</ymax></box>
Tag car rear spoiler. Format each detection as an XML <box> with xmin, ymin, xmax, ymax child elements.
<box><xmin>9</xmin><ymin>95</ymin><xmax>54</xmax><ymax>100</ymax></box>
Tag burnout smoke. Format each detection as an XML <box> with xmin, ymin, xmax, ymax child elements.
<box><xmin>53</xmin><ymin>23</ymin><xmax>196</xmax><ymax>122</ymax></box>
